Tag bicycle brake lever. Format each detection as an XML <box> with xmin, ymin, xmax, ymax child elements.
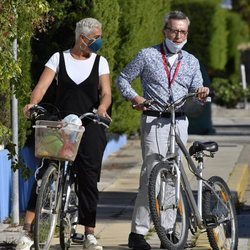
<box><xmin>132</xmin><ymin>100</ymin><xmax>155</xmax><ymax>109</ymax></box>
<box><xmin>143</xmin><ymin>100</ymin><xmax>155</xmax><ymax>108</ymax></box>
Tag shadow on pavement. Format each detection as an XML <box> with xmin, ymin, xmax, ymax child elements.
<box><xmin>97</xmin><ymin>191</ymin><xmax>136</xmax><ymax>220</ymax></box>
<box><xmin>238</xmin><ymin>203</ymin><xmax>250</xmax><ymax>238</ymax></box>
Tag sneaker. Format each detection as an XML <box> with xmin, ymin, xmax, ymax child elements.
<box><xmin>16</xmin><ymin>233</ymin><xmax>34</xmax><ymax>250</ymax></box>
<box><xmin>128</xmin><ymin>232</ymin><xmax>151</xmax><ymax>250</ymax></box>
<box><xmin>83</xmin><ymin>234</ymin><xmax>103</xmax><ymax>250</ymax></box>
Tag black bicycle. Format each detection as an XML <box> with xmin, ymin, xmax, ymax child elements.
<box><xmin>29</xmin><ymin>104</ymin><xmax>110</xmax><ymax>250</ymax></box>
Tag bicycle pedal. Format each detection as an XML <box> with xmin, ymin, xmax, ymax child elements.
<box><xmin>204</xmin><ymin>215</ymin><xmax>218</xmax><ymax>228</ymax></box>
<box><xmin>71</xmin><ymin>233</ymin><xmax>85</xmax><ymax>243</ymax></box>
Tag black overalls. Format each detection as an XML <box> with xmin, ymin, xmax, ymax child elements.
<box><xmin>56</xmin><ymin>52</ymin><xmax>107</xmax><ymax>227</ymax></box>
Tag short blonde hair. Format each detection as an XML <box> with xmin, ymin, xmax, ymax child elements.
<box><xmin>75</xmin><ymin>17</ymin><xmax>102</xmax><ymax>41</ymax></box>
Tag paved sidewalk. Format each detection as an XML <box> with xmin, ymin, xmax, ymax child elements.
<box><xmin>52</xmin><ymin>134</ymin><xmax>250</xmax><ymax>249</ymax></box>
<box><xmin>1</xmin><ymin>105</ymin><xmax>250</xmax><ymax>249</ymax></box>
<box><xmin>100</xmin><ymin>137</ymin><xmax>250</xmax><ymax>250</ymax></box>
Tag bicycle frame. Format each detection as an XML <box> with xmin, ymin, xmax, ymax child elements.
<box><xmin>164</xmin><ymin>102</ymin><xmax>229</xmax><ymax>231</ymax></box>
<box><xmin>147</xmin><ymin>94</ymin><xmax>238</xmax><ymax>249</ymax></box>
<box><xmin>162</xmin><ymin>102</ymin><xmax>204</xmax><ymax>229</ymax></box>
<box><xmin>175</xmin><ymin>135</ymin><xmax>204</xmax><ymax>229</ymax></box>
<box><xmin>61</xmin><ymin>161</ymin><xmax>78</xmax><ymax>214</ymax></box>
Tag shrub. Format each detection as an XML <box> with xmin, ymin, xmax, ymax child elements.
<box><xmin>211</xmin><ymin>77</ymin><xmax>246</xmax><ymax>108</ymax></box>
<box><xmin>172</xmin><ymin>0</ymin><xmax>228</xmax><ymax>73</ymax></box>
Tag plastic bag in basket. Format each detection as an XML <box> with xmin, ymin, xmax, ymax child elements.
<box><xmin>59</xmin><ymin>114</ymin><xmax>84</xmax><ymax>161</ymax></box>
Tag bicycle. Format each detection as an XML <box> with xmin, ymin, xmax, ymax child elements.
<box><xmin>135</xmin><ymin>93</ymin><xmax>238</xmax><ymax>250</ymax></box>
<box><xmin>29</xmin><ymin>104</ymin><xmax>111</xmax><ymax>250</ymax></box>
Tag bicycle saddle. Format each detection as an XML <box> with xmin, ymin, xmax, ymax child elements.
<box><xmin>189</xmin><ymin>141</ymin><xmax>218</xmax><ymax>156</ymax></box>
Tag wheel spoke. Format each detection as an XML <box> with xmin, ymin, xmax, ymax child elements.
<box><xmin>149</xmin><ymin>162</ymin><xmax>188</xmax><ymax>249</ymax></box>
<box><xmin>34</xmin><ymin>165</ymin><xmax>61</xmax><ymax>250</ymax></box>
<box><xmin>203</xmin><ymin>176</ymin><xmax>238</xmax><ymax>250</ymax></box>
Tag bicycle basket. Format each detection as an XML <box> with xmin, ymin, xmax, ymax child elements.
<box><xmin>34</xmin><ymin>120</ymin><xmax>85</xmax><ymax>162</ymax></box>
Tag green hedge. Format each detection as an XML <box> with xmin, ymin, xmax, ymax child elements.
<box><xmin>0</xmin><ymin>0</ymin><xmax>249</xmax><ymax>153</ymax></box>
<box><xmin>171</xmin><ymin>0</ymin><xmax>228</xmax><ymax>74</ymax></box>
<box><xmin>171</xmin><ymin>0</ymin><xmax>249</xmax><ymax>108</ymax></box>
<box><xmin>110</xmin><ymin>0</ymin><xmax>170</xmax><ymax>135</ymax></box>
<box><xmin>0</xmin><ymin>0</ymin><xmax>49</xmax><ymax>147</ymax></box>
<box><xmin>225</xmin><ymin>11</ymin><xmax>249</xmax><ymax>80</ymax></box>
<box><xmin>211</xmin><ymin>77</ymin><xmax>246</xmax><ymax>108</ymax></box>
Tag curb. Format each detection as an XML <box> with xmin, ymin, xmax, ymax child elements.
<box><xmin>0</xmin><ymin>224</ymin><xmax>22</xmax><ymax>248</ymax></box>
<box><xmin>227</xmin><ymin>163</ymin><xmax>250</xmax><ymax>204</ymax></box>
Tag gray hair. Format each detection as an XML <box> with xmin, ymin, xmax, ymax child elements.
<box><xmin>75</xmin><ymin>17</ymin><xmax>102</xmax><ymax>41</ymax></box>
<box><xmin>163</xmin><ymin>10</ymin><xmax>190</xmax><ymax>29</ymax></box>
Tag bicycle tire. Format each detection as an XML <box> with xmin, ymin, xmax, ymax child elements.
<box><xmin>59</xmin><ymin>179</ymin><xmax>78</xmax><ymax>249</ymax></box>
<box><xmin>203</xmin><ymin>176</ymin><xmax>238</xmax><ymax>250</ymax></box>
<box><xmin>148</xmin><ymin>162</ymin><xmax>189</xmax><ymax>249</ymax></box>
<box><xmin>34</xmin><ymin>163</ymin><xmax>63</xmax><ymax>250</ymax></box>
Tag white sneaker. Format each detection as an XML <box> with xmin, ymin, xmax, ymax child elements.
<box><xmin>16</xmin><ymin>234</ymin><xmax>34</xmax><ymax>250</ymax></box>
<box><xmin>83</xmin><ymin>234</ymin><xmax>103</xmax><ymax>250</ymax></box>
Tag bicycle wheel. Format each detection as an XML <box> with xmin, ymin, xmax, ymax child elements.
<box><xmin>203</xmin><ymin>176</ymin><xmax>238</xmax><ymax>250</ymax></box>
<box><xmin>148</xmin><ymin>162</ymin><xmax>189</xmax><ymax>249</ymax></box>
<box><xmin>34</xmin><ymin>163</ymin><xmax>62</xmax><ymax>250</ymax></box>
<box><xmin>59</xmin><ymin>181</ymin><xmax>79</xmax><ymax>249</ymax></box>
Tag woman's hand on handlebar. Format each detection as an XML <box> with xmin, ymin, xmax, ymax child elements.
<box><xmin>23</xmin><ymin>104</ymin><xmax>36</xmax><ymax>119</ymax></box>
<box><xmin>97</xmin><ymin>105</ymin><xmax>112</xmax><ymax>121</ymax></box>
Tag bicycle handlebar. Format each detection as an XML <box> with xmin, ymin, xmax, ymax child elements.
<box><xmin>29</xmin><ymin>105</ymin><xmax>111</xmax><ymax>128</ymax></box>
<box><xmin>29</xmin><ymin>105</ymin><xmax>48</xmax><ymax>121</ymax></box>
<box><xmin>132</xmin><ymin>92</ymin><xmax>211</xmax><ymax>111</ymax></box>
<box><xmin>79</xmin><ymin>112</ymin><xmax>111</xmax><ymax>128</ymax></box>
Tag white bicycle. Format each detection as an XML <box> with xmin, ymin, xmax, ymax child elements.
<box><xmin>136</xmin><ymin>93</ymin><xmax>238</xmax><ymax>249</ymax></box>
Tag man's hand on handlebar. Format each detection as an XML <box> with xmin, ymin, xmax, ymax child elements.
<box><xmin>196</xmin><ymin>87</ymin><xmax>210</xmax><ymax>101</ymax></box>
<box><xmin>131</xmin><ymin>96</ymin><xmax>148</xmax><ymax>111</ymax></box>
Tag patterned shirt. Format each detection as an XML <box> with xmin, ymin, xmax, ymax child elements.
<box><xmin>116</xmin><ymin>43</ymin><xmax>203</xmax><ymax>111</ymax></box>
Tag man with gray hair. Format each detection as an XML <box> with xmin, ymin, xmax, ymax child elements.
<box><xmin>116</xmin><ymin>10</ymin><xmax>209</xmax><ymax>250</ymax></box>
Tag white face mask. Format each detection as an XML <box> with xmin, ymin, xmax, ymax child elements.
<box><xmin>165</xmin><ymin>38</ymin><xmax>187</xmax><ymax>54</ymax></box>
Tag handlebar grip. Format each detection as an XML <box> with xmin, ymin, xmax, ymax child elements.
<box><xmin>132</xmin><ymin>100</ymin><xmax>157</xmax><ymax>109</ymax></box>
<box><xmin>98</xmin><ymin>115</ymin><xmax>111</xmax><ymax>127</ymax></box>
<box><xmin>29</xmin><ymin>105</ymin><xmax>47</xmax><ymax>120</ymax></box>
<box><xmin>79</xmin><ymin>113</ymin><xmax>111</xmax><ymax>128</ymax></box>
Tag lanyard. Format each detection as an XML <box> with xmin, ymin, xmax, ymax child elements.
<box><xmin>160</xmin><ymin>43</ymin><xmax>181</xmax><ymax>88</ymax></box>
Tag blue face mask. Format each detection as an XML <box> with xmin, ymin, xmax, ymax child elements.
<box><xmin>89</xmin><ymin>38</ymin><xmax>103</xmax><ymax>52</ymax></box>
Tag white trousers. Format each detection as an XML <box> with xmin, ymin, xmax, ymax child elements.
<box><xmin>131</xmin><ymin>114</ymin><xmax>189</xmax><ymax>235</ymax></box>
